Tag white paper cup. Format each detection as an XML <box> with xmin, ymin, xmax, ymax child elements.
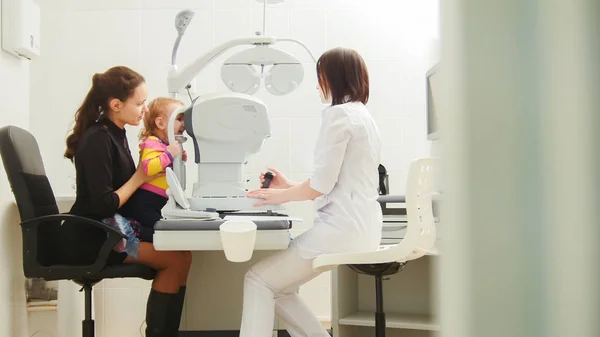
<box><xmin>219</xmin><ymin>220</ymin><xmax>257</xmax><ymax>262</ymax></box>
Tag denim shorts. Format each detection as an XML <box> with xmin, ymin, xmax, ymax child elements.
<box><xmin>101</xmin><ymin>213</ymin><xmax>142</xmax><ymax>259</ymax></box>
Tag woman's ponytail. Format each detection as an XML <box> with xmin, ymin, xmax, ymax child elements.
<box><xmin>64</xmin><ymin>66</ymin><xmax>145</xmax><ymax>161</ymax></box>
<box><xmin>64</xmin><ymin>73</ymin><xmax>104</xmax><ymax>161</ymax></box>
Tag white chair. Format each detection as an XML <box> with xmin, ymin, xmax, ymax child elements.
<box><xmin>313</xmin><ymin>157</ymin><xmax>440</xmax><ymax>337</ymax></box>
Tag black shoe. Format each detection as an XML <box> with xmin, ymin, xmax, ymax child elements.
<box><xmin>167</xmin><ymin>286</ymin><xmax>186</xmax><ymax>336</ymax></box>
<box><xmin>145</xmin><ymin>289</ymin><xmax>177</xmax><ymax>337</ymax></box>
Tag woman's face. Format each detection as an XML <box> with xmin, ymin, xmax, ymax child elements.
<box><xmin>112</xmin><ymin>83</ymin><xmax>149</xmax><ymax>127</ymax></box>
<box><xmin>316</xmin><ymin>81</ymin><xmax>331</xmax><ymax>105</ymax></box>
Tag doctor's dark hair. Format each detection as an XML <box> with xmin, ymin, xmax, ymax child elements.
<box><xmin>316</xmin><ymin>47</ymin><xmax>369</xmax><ymax>106</ymax></box>
<box><xmin>64</xmin><ymin>66</ymin><xmax>145</xmax><ymax>161</ymax></box>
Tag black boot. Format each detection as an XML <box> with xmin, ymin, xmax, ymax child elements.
<box><xmin>145</xmin><ymin>289</ymin><xmax>177</xmax><ymax>337</ymax></box>
<box><xmin>167</xmin><ymin>286</ymin><xmax>186</xmax><ymax>336</ymax></box>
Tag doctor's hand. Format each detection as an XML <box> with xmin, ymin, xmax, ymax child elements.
<box><xmin>247</xmin><ymin>188</ymin><xmax>288</xmax><ymax>206</ymax></box>
<box><xmin>259</xmin><ymin>168</ymin><xmax>291</xmax><ymax>189</ymax></box>
<box><xmin>182</xmin><ymin>150</ymin><xmax>187</xmax><ymax>162</ymax></box>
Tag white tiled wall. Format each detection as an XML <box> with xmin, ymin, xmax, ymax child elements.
<box><xmin>28</xmin><ymin>0</ymin><xmax>439</xmax><ymax>335</ymax></box>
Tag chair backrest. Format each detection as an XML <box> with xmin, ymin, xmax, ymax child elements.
<box><xmin>389</xmin><ymin>157</ymin><xmax>440</xmax><ymax>260</ymax></box>
<box><xmin>0</xmin><ymin>125</ymin><xmax>61</xmax><ymax>266</ymax></box>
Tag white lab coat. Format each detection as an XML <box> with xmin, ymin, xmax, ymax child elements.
<box><xmin>294</xmin><ymin>101</ymin><xmax>383</xmax><ymax>259</ymax></box>
<box><xmin>239</xmin><ymin>101</ymin><xmax>383</xmax><ymax>337</ymax></box>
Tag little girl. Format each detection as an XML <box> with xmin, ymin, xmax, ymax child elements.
<box><xmin>118</xmin><ymin>97</ymin><xmax>187</xmax><ymax>242</ymax></box>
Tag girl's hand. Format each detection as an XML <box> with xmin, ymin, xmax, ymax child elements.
<box><xmin>259</xmin><ymin>167</ymin><xmax>290</xmax><ymax>189</ymax></box>
<box><xmin>247</xmin><ymin>188</ymin><xmax>288</xmax><ymax>206</ymax></box>
<box><xmin>167</xmin><ymin>142</ymin><xmax>182</xmax><ymax>158</ymax></box>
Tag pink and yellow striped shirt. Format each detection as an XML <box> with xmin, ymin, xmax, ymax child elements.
<box><xmin>139</xmin><ymin>136</ymin><xmax>174</xmax><ymax>198</ymax></box>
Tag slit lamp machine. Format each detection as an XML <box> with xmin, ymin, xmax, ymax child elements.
<box><xmin>161</xmin><ymin>3</ymin><xmax>317</xmax><ymax>219</ymax></box>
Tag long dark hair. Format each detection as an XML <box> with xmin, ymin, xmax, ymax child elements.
<box><xmin>64</xmin><ymin>66</ymin><xmax>145</xmax><ymax>161</ymax></box>
<box><xmin>316</xmin><ymin>47</ymin><xmax>370</xmax><ymax>106</ymax></box>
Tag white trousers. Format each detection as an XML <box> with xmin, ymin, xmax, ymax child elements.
<box><xmin>239</xmin><ymin>244</ymin><xmax>331</xmax><ymax>337</ymax></box>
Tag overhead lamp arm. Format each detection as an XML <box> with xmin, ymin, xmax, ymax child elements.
<box><xmin>168</xmin><ymin>36</ymin><xmax>276</xmax><ymax>96</ymax></box>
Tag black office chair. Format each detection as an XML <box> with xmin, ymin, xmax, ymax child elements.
<box><xmin>0</xmin><ymin>125</ymin><xmax>156</xmax><ymax>337</ymax></box>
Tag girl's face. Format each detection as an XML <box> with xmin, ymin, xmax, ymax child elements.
<box><xmin>111</xmin><ymin>83</ymin><xmax>149</xmax><ymax>127</ymax></box>
<box><xmin>169</xmin><ymin>104</ymin><xmax>185</xmax><ymax>136</ymax></box>
<box><xmin>155</xmin><ymin>103</ymin><xmax>185</xmax><ymax>140</ymax></box>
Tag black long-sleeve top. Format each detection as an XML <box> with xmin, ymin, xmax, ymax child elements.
<box><xmin>70</xmin><ymin>118</ymin><xmax>136</xmax><ymax>219</ymax></box>
<box><xmin>61</xmin><ymin>118</ymin><xmax>136</xmax><ymax>265</ymax></box>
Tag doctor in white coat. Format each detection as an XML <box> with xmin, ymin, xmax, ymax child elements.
<box><xmin>241</xmin><ymin>47</ymin><xmax>383</xmax><ymax>337</ymax></box>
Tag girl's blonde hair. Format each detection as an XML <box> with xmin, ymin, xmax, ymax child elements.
<box><xmin>139</xmin><ymin>97</ymin><xmax>184</xmax><ymax>140</ymax></box>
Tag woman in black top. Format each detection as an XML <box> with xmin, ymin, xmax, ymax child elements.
<box><xmin>63</xmin><ymin>66</ymin><xmax>192</xmax><ymax>337</ymax></box>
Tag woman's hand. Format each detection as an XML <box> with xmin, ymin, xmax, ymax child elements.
<box><xmin>259</xmin><ymin>167</ymin><xmax>291</xmax><ymax>189</ymax></box>
<box><xmin>134</xmin><ymin>158</ymin><xmax>164</xmax><ymax>185</ymax></box>
<box><xmin>182</xmin><ymin>150</ymin><xmax>187</xmax><ymax>162</ymax></box>
<box><xmin>247</xmin><ymin>188</ymin><xmax>288</xmax><ymax>206</ymax></box>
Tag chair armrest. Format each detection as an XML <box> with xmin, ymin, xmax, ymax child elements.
<box><xmin>20</xmin><ymin>213</ymin><xmax>126</xmax><ymax>239</ymax></box>
<box><xmin>20</xmin><ymin>213</ymin><xmax>127</xmax><ymax>277</ymax></box>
